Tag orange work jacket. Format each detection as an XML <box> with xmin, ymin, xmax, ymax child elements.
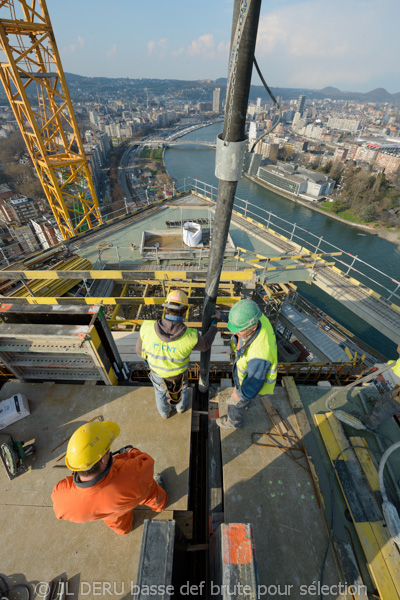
<box><xmin>51</xmin><ymin>448</ymin><xmax>167</xmax><ymax>535</ymax></box>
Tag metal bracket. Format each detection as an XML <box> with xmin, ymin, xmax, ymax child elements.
<box><xmin>215</xmin><ymin>134</ymin><xmax>248</xmax><ymax>181</ymax></box>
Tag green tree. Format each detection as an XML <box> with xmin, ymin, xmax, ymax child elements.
<box><xmin>0</xmin><ymin>131</ymin><xmax>25</xmax><ymax>162</ymax></box>
<box><xmin>329</xmin><ymin>160</ymin><xmax>343</xmax><ymax>183</ymax></box>
<box><xmin>330</xmin><ymin>199</ymin><xmax>349</xmax><ymax>214</ymax></box>
<box><xmin>359</xmin><ymin>204</ymin><xmax>376</xmax><ymax>222</ymax></box>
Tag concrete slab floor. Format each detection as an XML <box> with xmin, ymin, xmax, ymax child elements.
<box><xmin>217</xmin><ymin>386</ymin><xmax>345</xmax><ymax>600</ymax></box>
<box><xmin>76</xmin><ymin>203</ymin><xmax>310</xmax><ymax>281</ymax></box>
<box><xmin>0</xmin><ymin>382</ymin><xmax>192</xmax><ymax>598</ymax></box>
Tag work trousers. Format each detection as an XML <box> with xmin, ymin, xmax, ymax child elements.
<box><xmin>103</xmin><ymin>480</ymin><xmax>167</xmax><ymax>535</ymax></box>
<box><xmin>148</xmin><ymin>370</ymin><xmax>188</xmax><ymax>417</ymax></box>
<box><xmin>227</xmin><ymin>393</ymin><xmax>268</xmax><ymax>428</ymax></box>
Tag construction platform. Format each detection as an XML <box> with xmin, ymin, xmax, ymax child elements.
<box><xmin>0</xmin><ymin>381</ymin><xmax>192</xmax><ymax>597</ymax></box>
<box><xmin>217</xmin><ymin>385</ymin><xmax>345</xmax><ymax>599</ymax></box>
<box><xmin>216</xmin><ymin>382</ymin><xmax>400</xmax><ymax>600</ymax></box>
<box><xmin>140</xmin><ymin>228</ymin><xmax>236</xmax><ymax>260</ymax></box>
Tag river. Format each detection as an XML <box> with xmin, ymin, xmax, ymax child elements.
<box><xmin>165</xmin><ymin>122</ymin><xmax>399</xmax><ymax>357</ymax></box>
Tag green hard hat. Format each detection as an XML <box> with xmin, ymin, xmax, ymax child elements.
<box><xmin>228</xmin><ymin>299</ymin><xmax>262</xmax><ymax>333</ymax></box>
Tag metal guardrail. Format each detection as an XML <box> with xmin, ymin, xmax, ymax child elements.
<box><xmin>176</xmin><ymin>177</ymin><xmax>400</xmax><ymax>305</ymax></box>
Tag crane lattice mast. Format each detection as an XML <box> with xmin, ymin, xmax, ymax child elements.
<box><xmin>0</xmin><ymin>0</ymin><xmax>102</xmax><ymax>240</ymax></box>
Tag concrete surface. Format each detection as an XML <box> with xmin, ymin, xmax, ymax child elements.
<box><xmin>0</xmin><ymin>382</ymin><xmax>191</xmax><ymax>598</ymax></box>
<box><xmin>218</xmin><ymin>385</ymin><xmax>345</xmax><ymax>599</ymax></box>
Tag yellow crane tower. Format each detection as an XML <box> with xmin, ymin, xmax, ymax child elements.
<box><xmin>0</xmin><ymin>0</ymin><xmax>102</xmax><ymax>240</ymax></box>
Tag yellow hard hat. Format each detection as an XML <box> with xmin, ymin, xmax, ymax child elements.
<box><xmin>65</xmin><ymin>421</ymin><xmax>120</xmax><ymax>471</ymax></box>
<box><xmin>162</xmin><ymin>289</ymin><xmax>188</xmax><ymax>309</ymax></box>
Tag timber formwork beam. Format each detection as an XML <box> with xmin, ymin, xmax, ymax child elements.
<box><xmin>0</xmin><ymin>268</ymin><xmax>256</xmax><ymax>283</ymax></box>
<box><xmin>0</xmin><ymin>296</ymin><xmax>242</xmax><ymax>306</ymax></box>
<box><xmin>315</xmin><ymin>412</ymin><xmax>400</xmax><ymax>600</ymax></box>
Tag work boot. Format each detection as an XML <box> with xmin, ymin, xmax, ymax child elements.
<box><xmin>216</xmin><ymin>415</ymin><xmax>238</xmax><ymax>429</ymax></box>
<box><xmin>361</xmin><ymin>390</ymin><xmax>400</xmax><ymax>430</ymax></box>
<box><xmin>154</xmin><ymin>473</ymin><xmax>166</xmax><ymax>491</ymax></box>
<box><xmin>161</xmin><ymin>411</ymin><xmax>172</xmax><ymax>420</ymax></box>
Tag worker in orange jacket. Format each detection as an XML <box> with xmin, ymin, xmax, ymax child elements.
<box><xmin>51</xmin><ymin>421</ymin><xmax>167</xmax><ymax>535</ymax></box>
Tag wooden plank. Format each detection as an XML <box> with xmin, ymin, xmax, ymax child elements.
<box><xmin>120</xmin><ymin>353</ymin><xmax>231</xmax><ymax>363</ymax></box>
<box><xmin>349</xmin><ymin>437</ymin><xmax>380</xmax><ymax>493</ymax></box>
<box><xmin>261</xmin><ymin>396</ymin><xmax>287</xmax><ymax>435</ymax></box>
<box><xmin>115</xmin><ymin>340</ymin><xmax>227</xmax><ymax>348</ymax></box>
<box><xmin>282</xmin><ymin>376</ymin><xmax>302</xmax><ymax>408</ymax></box>
<box><xmin>262</xmin><ymin>284</ymin><xmax>272</xmax><ymax>299</ymax></box>
<box><xmin>112</xmin><ymin>331</ymin><xmax>224</xmax><ymax>342</ymax></box>
<box><xmin>279</xmin><ymin>282</ymin><xmax>290</xmax><ymax>294</ymax></box>
<box><xmin>314</xmin><ymin>412</ymin><xmax>400</xmax><ymax>600</ymax></box>
<box><xmin>284</xmin><ymin>386</ymin><xmax>325</xmax><ymax>509</ymax></box>
<box><xmin>334</xmin><ymin>539</ymin><xmax>369</xmax><ymax>600</ymax></box>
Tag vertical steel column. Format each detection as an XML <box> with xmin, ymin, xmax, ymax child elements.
<box><xmin>199</xmin><ymin>0</ymin><xmax>262</xmax><ymax>391</ymax></box>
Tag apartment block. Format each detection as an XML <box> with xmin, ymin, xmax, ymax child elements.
<box><xmin>213</xmin><ymin>88</ymin><xmax>221</xmax><ymax>113</ymax></box>
<box><xmin>327</xmin><ymin>117</ymin><xmax>360</xmax><ymax>132</ymax></box>
<box><xmin>375</xmin><ymin>152</ymin><xmax>400</xmax><ymax>176</ymax></box>
<box><xmin>0</xmin><ymin>195</ymin><xmax>41</xmax><ymax>226</ymax></box>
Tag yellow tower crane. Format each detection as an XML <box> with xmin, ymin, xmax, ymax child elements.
<box><xmin>0</xmin><ymin>0</ymin><xmax>102</xmax><ymax>240</ymax></box>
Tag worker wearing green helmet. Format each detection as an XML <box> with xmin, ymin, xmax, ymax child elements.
<box><xmin>217</xmin><ymin>299</ymin><xmax>278</xmax><ymax>429</ymax></box>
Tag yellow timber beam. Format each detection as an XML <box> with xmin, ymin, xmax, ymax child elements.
<box><xmin>236</xmin><ymin>248</ymin><xmax>342</xmax><ymax>261</ymax></box>
<box><xmin>236</xmin><ymin>258</ymin><xmax>335</xmax><ymax>271</ymax></box>
<box><xmin>0</xmin><ymin>296</ymin><xmax>241</xmax><ymax>306</ymax></box>
<box><xmin>111</xmin><ymin>283</ymin><xmax>129</xmax><ymax>320</ymax></box>
<box><xmin>0</xmin><ymin>269</ymin><xmax>255</xmax><ymax>281</ymax></box>
<box><xmin>314</xmin><ymin>412</ymin><xmax>400</xmax><ymax>599</ymax></box>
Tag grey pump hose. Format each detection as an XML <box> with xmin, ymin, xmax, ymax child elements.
<box><xmin>378</xmin><ymin>441</ymin><xmax>400</xmax><ymax>547</ymax></box>
<box><xmin>326</xmin><ymin>363</ymin><xmax>393</xmax><ymax>412</ymax></box>
<box><xmin>378</xmin><ymin>441</ymin><xmax>400</xmax><ymax>503</ymax></box>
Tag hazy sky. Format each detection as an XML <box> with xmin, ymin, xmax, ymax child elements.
<box><xmin>47</xmin><ymin>0</ymin><xmax>399</xmax><ymax>93</ymax></box>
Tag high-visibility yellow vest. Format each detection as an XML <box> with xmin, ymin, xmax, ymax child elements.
<box><xmin>392</xmin><ymin>358</ymin><xmax>400</xmax><ymax>378</ymax></box>
<box><xmin>140</xmin><ymin>320</ymin><xmax>198</xmax><ymax>378</ymax></box>
<box><xmin>231</xmin><ymin>314</ymin><xmax>278</xmax><ymax>395</ymax></box>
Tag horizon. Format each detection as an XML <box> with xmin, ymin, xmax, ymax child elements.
<box><xmin>64</xmin><ymin>71</ymin><xmax>400</xmax><ymax>97</ymax></box>
<box><xmin>46</xmin><ymin>0</ymin><xmax>400</xmax><ymax>95</ymax></box>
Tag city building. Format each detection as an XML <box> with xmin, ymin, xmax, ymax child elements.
<box><xmin>354</xmin><ymin>146</ymin><xmax>378</xmax><ymax>165</ymax></box>
<box><xmin>0</xmin><ymin>195</ymin><xmax>41</xmax><ymax>226</ymax></box>
<box><xmin>261</xmin><ymin>142</ymin><xmax>279</xmax><ymax>161</ymax></box>
<box><xmin>31</xmin><ymin>217</ymin><xmax>62</xmax><ymax>249</ymax></box>
<box><xmin>292</xmin><ymin>112</ymin><xmax>306</xmax><ymax>130</ymax></box>
<box><xmin>248</xmin><ymin>122</ymin><xmax>262</xmax><ymax>152</ymax></box>
<box><xmin>327</xmin><ymin>117</ymin><xmax>360</xmax><ymax>132</ymax></box>
<box><xmin>296</xmin><ymin>95</ymin><xmax>306</xmax><ymax>114</ymax></box>
<box><xmin>374</xmin><ymin>152</ymin><xmax>400</xmax><ymax>176</ymax></box>
<box><xmin>89</xmin><ymin>110</ymin><xmax>99</xmax><ymax>127</ymax></box>
<box><xmin>334</xmin><ymin>147</ymin><xmax>349</xmax><ymax>161</ymax></box>
<box><xmin>13</xmin><ymin>224</ymin><xmax>41</xmax><ymax>253</ymax></box>
<box><xmin>212</xmin><ymin>88</ymin><xmax>221</xmax><ymax>114</ymax></box>
<box><xmin>257</xmin><ymin>163</ymin><xmax>335</xmax><ymax>199</ymax></box>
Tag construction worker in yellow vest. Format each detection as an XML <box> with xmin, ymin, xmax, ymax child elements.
<box><xmin>136</xmin><ymin>290</ymin><xmax>220</xmax><ymax>418</ymax></box>
<box><xmin>217</xmin><ymin>299</ymin><xmax>277</xmax><ymax>429</ymax></box>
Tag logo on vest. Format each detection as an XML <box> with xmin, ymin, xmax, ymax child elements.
<box><xmin>153</xmin><ymin>342</ymin><xmax>177</xmax><ymax>353</ymax></box>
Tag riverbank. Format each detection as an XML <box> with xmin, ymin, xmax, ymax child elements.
<box><xmin>245</xmin><ymin>173</ymin><xmax>400</xmax><ymax>248</ymax></box>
